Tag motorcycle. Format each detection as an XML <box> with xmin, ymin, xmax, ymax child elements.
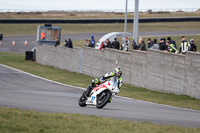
<box><xmin>78</xmin><ymin>76</ymin><xmax>120</xmax><ymax>109</ymax></box>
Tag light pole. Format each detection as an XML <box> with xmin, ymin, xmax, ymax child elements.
<box><xmin>133</xmin><ymin>0</ymin><xmax>139</xmax><ymax>43</ymax></box>
<box><xmin>124</xmin><ymin>0</ymin><xmax>128</xmax><ymax>43</ymax></box>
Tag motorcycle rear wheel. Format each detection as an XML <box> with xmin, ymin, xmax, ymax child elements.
<box><xmin>78</xmin><ymin>94</ymin><xmax>87</xmax><ymax>107</ymax></box>
<box><xmin>96</xmin><ymin>90</ymin><xmax>111</xmax><ymax>109</ymax></box>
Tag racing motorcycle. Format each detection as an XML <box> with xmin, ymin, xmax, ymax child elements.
<box><xmin>78</xmin><ymin>76</ymin><xmax>120</xmax><ymax>109</ymax></box>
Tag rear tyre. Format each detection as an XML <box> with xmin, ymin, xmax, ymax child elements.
<box><xmin>78</xmin><ymin>94</ymin><xmax>87</xmax><ymax>107</ymax></box>
<box><xmin>96</xmin><ymin>90</ymin><xmax>111</xmax><ymax>109</ymax></box>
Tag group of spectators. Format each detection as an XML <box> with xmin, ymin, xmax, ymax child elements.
<box><xmin>84</xmin><ymin>36</ymin><xmax>131</xmax><ymax>51</ymax></box>
<box><xmin>84</xmin><ymin>35</ymin><xmax>197</xmax><ymax>54</ymax></box>
<box><xmin>55</xmin><ymin>37</ymin><xmax>73</xmax><ymax>48</ymax></box>
<box><xmin>132</xmin><ymin>36</ymin><xmax>197</xmax><ymax>54</ymax></box>
<box><xmin>84</xmin><ymin>36</ymin><xmax>96</xmax><ymax>48</ymax></box>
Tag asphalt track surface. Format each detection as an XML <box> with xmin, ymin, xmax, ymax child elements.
<box><xmin>0</xmin><ymin>64</ymin><xmax>200</xmax><ymax>127</ymax></box>
<box><xmin>0</xmin><ymin>30</ymin><xmax>200</xmax><ymax>53</ymax></box>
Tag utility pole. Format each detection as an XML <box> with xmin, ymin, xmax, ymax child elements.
<box><xmin>124</xmin><ymin>0</ymin><xmax>128</xmax><ymax>43</ymax></box>
<box><xmin>133</xmin><ymin>0</ymin><xmax>139</xmax><ymax>43</ymax></box>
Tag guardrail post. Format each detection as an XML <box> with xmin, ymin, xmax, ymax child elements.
<box><xmin>79</xmin><ymin>49</ymin><xmax>83</xmax><ymax>73</ymax></box>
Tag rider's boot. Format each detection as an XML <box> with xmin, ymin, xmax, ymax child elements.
<box><xmin>84</xmin><ymin>84</ymin><xmax>93</xmax><ymax>97</ymax></box>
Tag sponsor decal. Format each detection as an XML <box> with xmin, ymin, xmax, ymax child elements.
<box><xmin>94</xmin><ymin>85</ymin><xmax>107</xmax><ymax>91</ymax></box>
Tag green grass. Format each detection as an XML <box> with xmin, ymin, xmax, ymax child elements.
<box><xmin>0</xmin><ymin>52</ymin><xmax>200</xmax><ymax>111</ymax></box>
<box><xmin>1</xmin><ymin>107</ymin><xmax>199</xmax><ymax>133</ymax></box>
<box><xmin>1</xmin><ymin>22</ymin><xmax>200</xmax><ymax>36</ymax></box>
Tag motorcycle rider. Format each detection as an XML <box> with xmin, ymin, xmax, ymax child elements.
<box><xmin>84</xmin><ymin>67</ymin><xmax>123</xmax><ymax>96</ymax></box>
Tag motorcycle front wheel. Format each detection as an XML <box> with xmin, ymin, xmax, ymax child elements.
<box><xmin>96</xmin><ymin>90</ymin><xmax>111</xmax><ymax>109</ymax></box>
<box><xmin>78</xmin><ymin>94</ymin><xmax>87</xmax><ymax>107</ymax></box>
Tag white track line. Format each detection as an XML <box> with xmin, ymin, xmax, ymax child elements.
<box><xmin>0</xmin><ymin>64</ymin><xmax>199</xmax><ymax>112</ymax></box>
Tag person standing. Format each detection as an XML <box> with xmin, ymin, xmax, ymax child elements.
<box><xmin>111</xmin><ymin>38</ymin><xmax>120</xmax><ymax>50</ymax></box>
<box><xmin>166</xmin><ymin>42</ymin><xmax>178</xmax><ymax>53</ymax></box>
<box><xmin>104</xmin><ymin>39</ymin><xmax>111</xmax><ymax>48</ymax></box>
<box><xmin>65</xmin><ymin>37</ymin><xmax>73</xmax><ymax>48</ymax></box>
<box><xmin>40</xmin><ymin>31</ymin><xmax>46</xmax><ymax>40</ymax></box>
<box><xmin>55</xmin><ymin>38</ymin><xmax>60</xmax><ymax>47</ymax></box>
<box><xmin>179</xmin><ymin>36</ymin><xmax>190</xmax><ymax>54</ymax></box>
<box><xmin>150</xmin><ymin>39</ymin><xmax>160</xmax><ymax>50</ymax></box>
<box><xmin>147</xmin><ymin>38</ymin><xmax>154</xmax><ymax>49</ymax></box>
<box><xmin>189</xmin><ymin>39</ymin><xmax>197</xmax><ymax>52</ymax></box>
<box><xmin>138</xmin><ymin>37</ymin><xmax>146</xmax><ymax>51</ymax></box>
<box><xmin>167</xmin><ymin>37</ymin><xmax>177</xmax><ymax>48</ymax></box>
<box><xmin>84</xmin><ymin>39</ymin><xmax>89</xmax><ymax>47</ymax></box>
<box><xmin>160</xmin><ymin>38</ymin><xmax>168</xmax><ymax>51</ymax></box>
<box><xmin>132</xmin><ymin>39</ymin><xmax>138</xmax><ymax>50</ymax></box>
<box><xmin>91</xmin><ymin>35</ymin><xmax>95</xmax><ymax>48</ymax></box>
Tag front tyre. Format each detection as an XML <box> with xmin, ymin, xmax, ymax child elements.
<box><xmin>96</xmin><ymin>90</ymin><xmax>111</xmax><ymax>109</ymax></box>
<box><xmin>78</xmin><ymin>94</ymin><xmax>87</xmax><ymax>107</ymax></box>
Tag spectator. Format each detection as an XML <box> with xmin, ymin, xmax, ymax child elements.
<box><xmin>158</xmin><ymin>37</ymin><xmax>162</xmax><ymax>48</ymax></box>
<box><xmin>99</xmin><ymin>41</ymin><xmax>105</xmax><ymax>50</ymax></box>
<box><xmin>120</xmin><ymin>38</ymin><xmax>125</xmax><ymax>50</ymax></box>
<box><xmin>65</xmin><ymin>37</ymin><xmax>73</xmax><ymax>48</ymax></box>
<box><xmin>88</xmin><ymin>40</ymin><xmax>93</xmax><ymax>47</ymax></box>
<box><xmin>104</xmin><ymin>39</ymin><xmax>111</xmax><ymax>48</ymax></box>
<box><xmin>147</xmin><ymin>38</ymin><xmax>154</xmax><ymax>49</ymax></box>
<box><xmin>125</xmin><ymin>37</ymin><xmax>130</xmax><ymax>51</ymax></box>
<box><xmin>121</xmin><ymin>37</ymin><xmax>130</xmax><ymax>51</ymax></box>
<box><xmin>138</xmin><ymin>37</ymin><xmax>146</xmax><ymax>51</ymax></box>
<box><xmin>55</xmin><ymin>38</ymin><xmax>60</xmax><ymax>47</ymax></box>
<box><xmin>166</xmin><ymin>41</ymin><xmax>178</xmax><ymax>53</ymax></box>
<box><xmin>179</xmin><ymin>36</ymin><xmax>190</xmax><ymax>54</ymax></box>
<box><xmin>132</xmin><ymin>39</ymin><xmax>138</xmax><ymax>50</ymax></box>
<box><xmin>150</xmin><ymin>39</ymin><xmax>160</xmax><ymax>50</ymax></box>
<box><xmin>189</xmin><ymin>39</ymin><xmax>197</xmax><ymax>52</ymax></box>
<box><xmin>111</xmin><ymin>38</ymin><xmax>120</xmax><ymax>50</ymax></box>
<box><xmin>167</xmin><ymin>37</ymin><xmax>177</xmax><ymax>49</ymax></box>
<box><xmin>84</xmin><ymin>39</ymin><xmax>90</xmax><ymax>47</ymax></box>
<box><xmin>91</xmin><ymin>35</ymin><xmax>95</xmax><ymax>48</ymax></box>
<box><xmin>160</xmin><ymin>38</ymin><xmax>168</xmax><ymax>51</ymax></box>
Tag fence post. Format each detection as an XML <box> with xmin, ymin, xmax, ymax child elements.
<box><xmin>79</xmin><ymin>49</ymin><xmax>83</xmax><ymax>73</ymax></box>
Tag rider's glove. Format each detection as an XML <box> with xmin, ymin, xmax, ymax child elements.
<box><xmin>99</xmin><ymin>77</ymin><xmax>105</xmax><ymax>83</ymax></box>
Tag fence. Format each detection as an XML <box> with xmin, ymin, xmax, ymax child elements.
<box><xmin>36</xmin><ymin>44</ymin><xmax>200</xmax><ymax>99</ymax></box>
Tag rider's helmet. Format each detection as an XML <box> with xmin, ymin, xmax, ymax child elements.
<box><xmin>115</xmin><ymin>67</ymin><xmax>122</xmax><ymax>78</ymax></box>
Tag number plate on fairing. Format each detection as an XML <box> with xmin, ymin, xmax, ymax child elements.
<box><xmin>91</xmin><ymin>96</ymin><xmax>95</xmax><ymax>101</ymax></box>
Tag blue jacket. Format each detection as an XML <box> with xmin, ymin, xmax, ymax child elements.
<box><xmin>91</xmin><ymin>39</ymin><xmax>95</xmax><ymax>48</ymax></box>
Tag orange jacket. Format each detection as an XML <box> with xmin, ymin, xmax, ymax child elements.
<box><xmin>41</xmin><ymin>32</ymin><xmax>46</xmax><ymax>40</ymax></box>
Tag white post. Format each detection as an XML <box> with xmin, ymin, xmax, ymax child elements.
<box><xmin>124</xmin><ymin>0</ymin><xmax>128</xmax><ymax>43</ymax></box>
<box><xmin>133</xmin><ymin>0</ymin><xmax>139</xmax><ymax>43</ymax></box>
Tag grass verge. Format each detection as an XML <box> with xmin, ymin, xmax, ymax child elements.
<box><xmin>1</xmin><ymin>22</ymin><xmax>200</xmax><ymax>36</ymax></box>
<box><xmin>0</xmin><ymin>52</ymin><xmax>200</xmax><ymax>111</ymax></box>
<box><xmin>1</xmin><ymin>107</ymin><xmax>200</xmax><ymax>133</ymax></box>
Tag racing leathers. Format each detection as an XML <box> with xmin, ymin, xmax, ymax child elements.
<box><xmin>85</xmin><ymin>72</ymin><xmax>123</xmax><ymax>96</ymax></box>
<box><xmin>179</xmin><ymin>40</ymin><xmax>190</xmax><ymax>54</ymax></box>
<box><xmin>168</xmin><ymin>44</ymin><xmax>178</xmax><ymax>53</ymax></box>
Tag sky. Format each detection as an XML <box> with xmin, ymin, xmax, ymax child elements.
<box><xmin>0</xmin><ymin>0</ymin><xmax>200</xmax><ymax>11</ymax></box>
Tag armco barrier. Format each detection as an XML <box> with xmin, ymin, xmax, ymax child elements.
<box><xmin>1</xmin><ymin>17</ymin><xmax>200</xmax><ymax>23</ymax></box>
<box><xmin>36</xmin><ymin>44</ymin><xmax>200</xmax><ymax>99</ymax></box>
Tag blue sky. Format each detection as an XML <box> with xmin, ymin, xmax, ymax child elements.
<box><xmin>0</xmin><ymin>0</ymin><xmax>199</xmax><ymax>11</ymax></box>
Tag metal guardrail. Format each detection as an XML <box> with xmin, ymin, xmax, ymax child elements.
<box><xmin>0</xmin><ymin>17</ymin><xmax>200</xmax><ymax>23</ymax></box>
